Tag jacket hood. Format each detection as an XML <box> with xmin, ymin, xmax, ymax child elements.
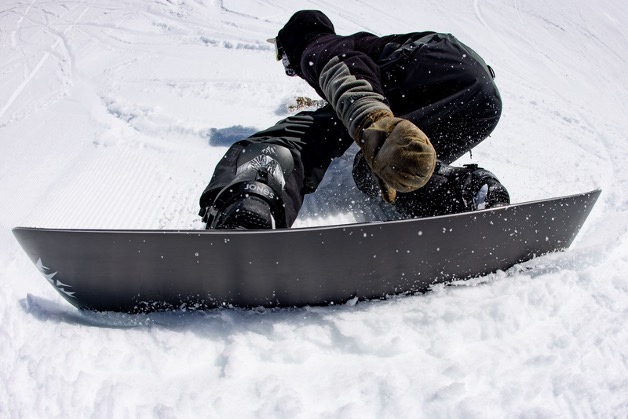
<box><xmin>276</xmin><ymin>10</ymin><xmax>336</xmax><ymax>75</ymax></box>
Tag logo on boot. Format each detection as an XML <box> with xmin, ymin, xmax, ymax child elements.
<box><xmin>245</xmin><ymin>182</ymin><xmax>275</xmax><ymax>199</ymax></box>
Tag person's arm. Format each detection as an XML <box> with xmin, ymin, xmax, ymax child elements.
<box><xmin>299</xmin><ymin>34</ymin><xmax>391</xmax><ymax>137</ymax></box>
<box><xmin>297</xmin><ymin>33</ymin><xmax>437</xmax><ymax>202</ymax></box>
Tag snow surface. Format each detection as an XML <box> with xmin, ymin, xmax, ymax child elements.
<box><xmin>1</xmin><ymin>0</ymin><xmax>627</xmax><ymax>416</ymax></box>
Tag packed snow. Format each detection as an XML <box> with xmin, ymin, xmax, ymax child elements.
<box><xmin>1</xmin><ymin>0</ymin><xmax>627</xmax><ymax>416</ymax></box>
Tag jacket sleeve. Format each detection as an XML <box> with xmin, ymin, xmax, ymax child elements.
<box><xmin>299</xmin><ymin>35</ymin><xmax>392</xmax><ymax>138</ymax></box>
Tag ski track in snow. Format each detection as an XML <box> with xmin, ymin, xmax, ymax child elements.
<box><xmin>1</xmin><ymin>0</ymin><xmax>628</xmax><ymax>417</ymax></box>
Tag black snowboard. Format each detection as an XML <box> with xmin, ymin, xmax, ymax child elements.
<box><xmin>13</xmin><ymin>189</ymin><xmax>600</xmax><ymax>312</ymax></box>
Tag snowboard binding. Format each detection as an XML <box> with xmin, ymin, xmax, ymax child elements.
<box><xmin>202</xmin><ymin>143</ymin><xmax>294</xmax><ymax>230</ymax></box>
<box><xmin>353</xmin><ymin>152</ymin><xmax>510</xmax><ymax>218</ymax></box>
<box><xmin>460</xmin><ymin>165</ymin><xmax>511</xmax><ymax>211</ymax></box>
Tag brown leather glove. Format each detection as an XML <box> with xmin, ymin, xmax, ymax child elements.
<box><xmin>357</xmin><ymin>110</ymin><xmax>437</xmax><ymax>203</ymax></box>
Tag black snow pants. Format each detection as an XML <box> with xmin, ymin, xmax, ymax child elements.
<box><xmin>199</xmin><ymin>33</ymin><xmax>502</xmax><ymax>227</ymax></box>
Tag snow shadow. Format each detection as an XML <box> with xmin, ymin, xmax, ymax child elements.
<box><xmin>207</xmin><ymin>125</ymin><xmax>258</xmax><ymax>147</ymax></box>
<box><xmin>20</xmin><ymin>295</ymin><xmax>141</xmax><ymax>329</ymax></box>
<box><xmin>20</xmin><ymin>291</ymin><xmax>398</xmax><ymax>333</ymax></box>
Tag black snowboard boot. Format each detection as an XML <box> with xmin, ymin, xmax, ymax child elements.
<box><xmin>463</xmin><ymin>165</ymin><xmax>511</xmax><ymax>211</ymax></box>
<box><xmin>203</xmin><ymin>143</ymin><xmax>294</xmax><ymax>230</ymax></box>
<box><xmin>353</xmin><ymin>151</ymin><xmax>510</xmax><ymax>218</ymax></box>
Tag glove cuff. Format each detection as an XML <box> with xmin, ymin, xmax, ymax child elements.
<box><xmin>354</xmin><ymin>109</ymin><xmax>394</xmax><ymax>140</ymax></box>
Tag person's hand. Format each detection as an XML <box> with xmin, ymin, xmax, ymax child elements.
<box><xmin>357</xmin><ymin>112</ymin><xmax>437</xmax><ymax>203</ymax></box>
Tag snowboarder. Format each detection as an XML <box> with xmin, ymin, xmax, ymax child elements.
<box><xmin>199</xmin><ymin>10</ymin><xmax>509</xmax><ymax>229</ymax></box>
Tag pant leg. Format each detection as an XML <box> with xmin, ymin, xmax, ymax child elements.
<box><xmin>199</xmin><ymin>105</ymin><xmax>353</xmax><ymax>227</ymax></box>
<box><xmin>381</xmin><ymin>33</ymin><xmax>502</xmax><ymax>164</ymax></box>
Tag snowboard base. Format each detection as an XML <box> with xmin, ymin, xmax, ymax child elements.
<box><xmin>13</xmin><ymin>189</ymin><xmax>601</xmax><ymax>312</ymax></box>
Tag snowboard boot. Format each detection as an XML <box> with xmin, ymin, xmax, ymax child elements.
<box><xmin>463</xmin><ymin>165</ymin><xmax>511</xmax><ymax>211</ymax></box>
<box><xmin>353</xmin><ymin>151</ymin><xmax>510</xmax><ymax>218</ymax></box>
<box><xmin>202</xmin><ymin>143</ymin><xmax>294</xmax><ymax>230</ymax></box>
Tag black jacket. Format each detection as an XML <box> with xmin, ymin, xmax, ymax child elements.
<box><xmin>276</xmin><ymin>10</ymin><xmax>435</xmax><ymax>136</ymax></box>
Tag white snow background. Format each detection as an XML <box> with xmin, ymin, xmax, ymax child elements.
<box><xmin>1</xmin><ymin>0</ymin><xmax>627</xmax><ymax>417</ymax></box>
